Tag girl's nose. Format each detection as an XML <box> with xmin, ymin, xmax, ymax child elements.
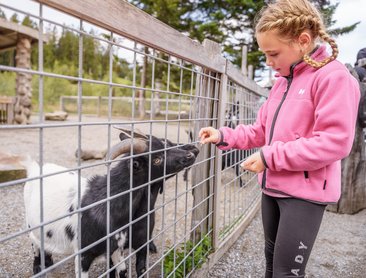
<box><xmin>266</xmin><ymin>58</ymin><xmax>273</xmax><ymax>67</ymax></box>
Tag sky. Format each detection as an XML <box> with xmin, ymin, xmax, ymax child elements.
<box><xmin>331</xmin><ymin>0</ymin><xmax>366</xmax><ymax>65</ymax></box>
<box><xmin>1</xmin><ymin>0</ymin><xmax>365</xmax><ymax>66</ymax></box>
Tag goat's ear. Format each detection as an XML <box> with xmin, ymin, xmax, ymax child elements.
<box><xmin>113</xmin><ymin>125</ymin><xmax>148</xmax><ymax>140</ymax></box>
<box><xmin>119</xmin><ymin>133</ymin><xmax>130</xmax><ymax>141</ymax></box>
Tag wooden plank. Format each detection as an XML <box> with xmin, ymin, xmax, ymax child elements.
<box><xmin>0</xmin><ymin>152</ymin><xmax>27</xmax><ymax>183</ymax></box>
<box><xmin>0</xmin><ymin>18</ymin><xmax>40</xmax><ymax>41</ymax></box>
<box><xmin>212</xmin><ymin>74</ymin><xmax>228</xmax><ymax>249</ymax></box>
<box><xmin>0</xmin><ymin>96</ymin><xmax>14</xmax><ymax>104</ymax></box>
<box><xmin>241</xmin><ymin>45</ymin><xmax>248</xmax><ymax>76</ymax></box>
<box><xmin>35</xmin><ymin>0</ymin><xmax>226</xmax><ymax>73</ymax></box>
<box><xmin>191</xmin><ymin>70</ymin><xmax>213</xmax><ymax>241</ymax></box>
<box><xmin>0</xmin><ymin>18</ymin><xmax>48</xmax><ymax>43</ymax></box>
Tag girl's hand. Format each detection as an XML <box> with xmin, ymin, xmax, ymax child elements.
<box><xmin>199</xmin><ymin>127</ymin><xmax>220</xmax><ymax>144</ymax></box>
<box><xmin>241</xmin><ymin>152</ymin><xmax>265</xmax><ymax>173</ymax></box>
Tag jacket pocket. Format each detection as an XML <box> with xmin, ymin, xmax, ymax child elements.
<box><xmin>304</xmin><ymin>171</ymin><xmax>309</xmax><ymax>182</ymax></box>
<box><xmin>323</xmin><ymin>167</ymin><xmax>327</xmax><ymax>190</ymax></box>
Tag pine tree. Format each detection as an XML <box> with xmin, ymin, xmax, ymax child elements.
<box><xmin>0</xmin><ymin>8</ymin><xmax>6</xmax><ymax>19</ymax></box>
<box><xmin>129</xmin><ymin>0</ymin><xmax>360</xmax><ymax>74</ymax></box>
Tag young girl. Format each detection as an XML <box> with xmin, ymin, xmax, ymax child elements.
<box><xmin>199</xmin><ymin>0</ymin><xmax>360</xmax><ymax>277</ymax></box>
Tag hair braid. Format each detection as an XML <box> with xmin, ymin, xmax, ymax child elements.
<box><xmin>255</xmin><ymin>0</ymin><xmax>339</xmax><ymax>69</ymax></box>
<box><xmin>303</xmin><ymin>29</ymin><xmax>339</xmax><ymax>68</ymax></box>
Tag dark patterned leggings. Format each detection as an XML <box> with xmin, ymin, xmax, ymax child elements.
<box><xmin>261</xmin><ymin>193</ymin><xmax>326</xmax><ymax>278</ymax></box>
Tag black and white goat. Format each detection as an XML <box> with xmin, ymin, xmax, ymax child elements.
<box><xmin>24</xmin><ymin>127</ymin><xmax>199</xmax><ymax>277</ymax></box>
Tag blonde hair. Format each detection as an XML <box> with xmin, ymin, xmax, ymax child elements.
<box><xmin>255</xmin><ymin>0</ymin><xmax>338</xmax><ymax>68</ymax></box>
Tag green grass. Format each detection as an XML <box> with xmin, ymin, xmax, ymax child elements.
<box><xmin>163</xmin><ymin>235</ymin><xmax>212</xmax><ymax>278</ymax></box>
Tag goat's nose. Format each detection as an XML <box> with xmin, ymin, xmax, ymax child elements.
<box><xmin>179</xmin><ymin>152</ymin><xmax>194</xmax><ymax>164</ymax></box>
<box><xmin>186</xmin><ymin>152</ymin><xmax>194</xmax><ymax>159</ymax></box>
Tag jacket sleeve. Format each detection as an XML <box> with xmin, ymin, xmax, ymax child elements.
<box><xmin>262</xmin><ymin>69</ymin><xmax>360</xmax><ymax>172</ymax></box>
<box><xmin>216</xmin><ymin>99</ymin><xmax>268</xmax><ymax>151</ymax></box>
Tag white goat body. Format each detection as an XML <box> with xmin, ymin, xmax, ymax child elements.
<box><xmin>24</xmin><ymin>161</ymin><xmax>88</xmax><ymax>255</ymax></box>
<box><xmin>24</xmin><ymin>160</ymin><xmax>127</xmax><ymax>277</ymax></box>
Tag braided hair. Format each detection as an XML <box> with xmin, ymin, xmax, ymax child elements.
<box><xmin>255</xmin><ymin>0</ymin><xmax>338</xmax><ymax>68</ymax></box>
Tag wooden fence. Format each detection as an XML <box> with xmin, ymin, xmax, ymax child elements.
<box><xmin>0</xmin><ymin>0</ymin><xmax>267</xmax><ymax>277</ymax></box>
<box><xmin>59</xmin><ymin>95</ymin><xmax>192</xmax><ymax>117</ymax></box>
<box><xmin>0</xmin><ymin>96</ymin><xmax>15</xmax><ymax>124</ymax></box>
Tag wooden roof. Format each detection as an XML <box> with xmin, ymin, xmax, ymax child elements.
<box><xmin>0</xmin><ymin>17</ymin><xmax>47</xmax><ymax>52</ymax></box>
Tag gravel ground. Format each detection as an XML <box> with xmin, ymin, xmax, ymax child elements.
<box><xmin>1</xmin><ymin>115</ymin><xmax>366</xmax><ymax>277</ymax></box>
<box><xmin>208</xmin><ymin>207</ymin><xmax>366</xmax><ymax>278</ymax></box>
<box><xmin>0</xmin><ymin>115</ymin><xmax>197</xmax><ymax>277</ymax></box>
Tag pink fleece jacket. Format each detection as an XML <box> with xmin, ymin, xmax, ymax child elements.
<box><xmin>218</xmin><ymin>45</ymin><xmax>360</xmax><ymax>204</ymax></box>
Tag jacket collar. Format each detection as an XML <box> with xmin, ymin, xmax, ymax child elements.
<box><xmin>276</xmin><ymin>45</ymin><xmax>327</xmax><ymax>79</ymax></box>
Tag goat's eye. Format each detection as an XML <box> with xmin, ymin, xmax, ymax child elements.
<box><xmin>133</xmin><ymin>161</ymin><xmax>140</xmax><ymax>169</ymax></box>
<box><xmin>153</xmin><ymin>157</ymin><xmax>163</xmax><ymax>165</ymax></box>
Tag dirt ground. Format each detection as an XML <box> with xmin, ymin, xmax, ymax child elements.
<box><xmin>0</xmin><ymin>115</ymin><xmax>191</xmax><ymax>276</ymax></box>
<box><xmin>1</xmin><ymin>115</ymin><xmax>365</xmax><ymax>277</ymax></box>
<box><xmin>0</xmin><ymin>114</ymin><xmax>258</xmax><ymax>277</ymax></box>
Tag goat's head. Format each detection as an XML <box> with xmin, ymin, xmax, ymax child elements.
<box><xmin>107</xmin><ymin>126</ymin><xmax>199</xmax><ymax>182</ymax></box>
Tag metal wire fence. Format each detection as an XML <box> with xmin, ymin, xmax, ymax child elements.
<box><xmin>0</xmin><ymin>0</ymin><xmax>267</xmax><ymax>277</ymax></box>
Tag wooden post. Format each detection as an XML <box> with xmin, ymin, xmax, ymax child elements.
<box><xmin>138</xmin><ymin>47</ymin><xmax>148</xmax><ymax>119</ymax></box>
<box><xmin>248</xmin><ymin>65</ymin><xmax>254</xmax><ymax>80</ymax></box>
<box><xmin>60</xmin><ymin>96</ymin><xmax>65</xmax><ymax>111</ymax></box>
<box><xmin>154</xmin><ymin>79</ymin><xmax>162</xmax><ymax>117</ymax></box>
<box><xmin>327</xmin><ymin>65</ymin><xmax>366</xmax><ymax>214</ymax></box>
<box><xmin>212</xmin><ymin>74</ymin><xmax>227</xmax><ymax>249</ymax></box>
<box><xmin>97</xmin><ymin>96</ymin><xmax>101</xmax><ymax>117</ymax></box>
<box><xmin>0</xmin><ymin>96</ymin><xmax>15</xmax><ymax>124</ymax></box>
<box><xmin>14</xmin><ymin>36</ymin><xmax>32</xmax><ymax>124</ymax></box>
<box><xmin>241</xmin><ymin>45</ymin><xmax>247</xmax><ymax>76</ymax></box>
<box><xmin>191</xmin><ymin>39</ymin><xmax>221</xmax><ymax>242</ymax></box>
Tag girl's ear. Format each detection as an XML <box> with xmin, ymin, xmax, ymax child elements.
<box><xmin>298</xmin><ymin>31</ymin><xmax>312</xmax><ymax>52</ymax></box>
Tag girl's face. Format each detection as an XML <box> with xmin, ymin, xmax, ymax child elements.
<box><xmin>257</xmin><ymin>30</ymin><xmax>304</xmax><ymax>76</ymax></box>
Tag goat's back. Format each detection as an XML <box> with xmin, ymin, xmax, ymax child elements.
<box><xmin>24</xmin><ymin>162</ymin><xmax>88</xmax><ymax>254</ymax></box>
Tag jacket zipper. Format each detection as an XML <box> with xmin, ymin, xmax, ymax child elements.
<box><xmin>261</xmin><ymin>66</ymin><xmax>295</xmax><ymax>189</ymax></box>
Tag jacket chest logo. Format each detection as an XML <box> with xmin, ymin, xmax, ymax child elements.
<box><xmin>298</xmin><ymin>88</ymin><xmax>305</xmax><ymax>95</ymax></box>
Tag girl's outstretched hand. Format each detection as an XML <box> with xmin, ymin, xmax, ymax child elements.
<box><xmin>199</xmin><ymin>127</ymin><xmax>220</xmax><ymax>144</ymax></box>
<box><xmin>241</xmin><ymin>152</ymin><xmax>265</xmax><ymax>173</ymax></box>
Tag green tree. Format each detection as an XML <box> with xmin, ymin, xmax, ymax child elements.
<box><xmin>10</xmin><ymin>13</ymin><xmax>19</xmax><ymax>23</ymax></box>
<box><xmin>21</xmin><ymin>15</ymin><xmax>37</xmax><ymax>28</ymax></box>
<box><xmin>129</xmin><ymin>0</ymin><xmax>193</xmax><ymax>31</ymax></box>
<box><xmin>190</xmin><ymin>0</ymin><xmax>359</xmax><ymax>73</ymax></box>
<box><xmin>313</xmin><ymin>0</ymin><xmax>360</xmax><ymax>36</ymax></box>
<box><xmin>56</xmin><ymin>30</ymin><xmax>79</xmax><ymax>72</ymax></box>
<box><xmin>0</xmin><ymin>8</ymin><xmax>6</xmax><ymax>19</ymax></box>
<box><xmin>129</xmin><ymin>0</ymin><xmax>359</xmax><ymax>74</ymax></box>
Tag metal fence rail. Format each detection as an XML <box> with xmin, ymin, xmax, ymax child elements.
<box><xmin>0</xmin><ymin>0</ymin><xmax>267</xmax><ymax>277</ymax></box>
